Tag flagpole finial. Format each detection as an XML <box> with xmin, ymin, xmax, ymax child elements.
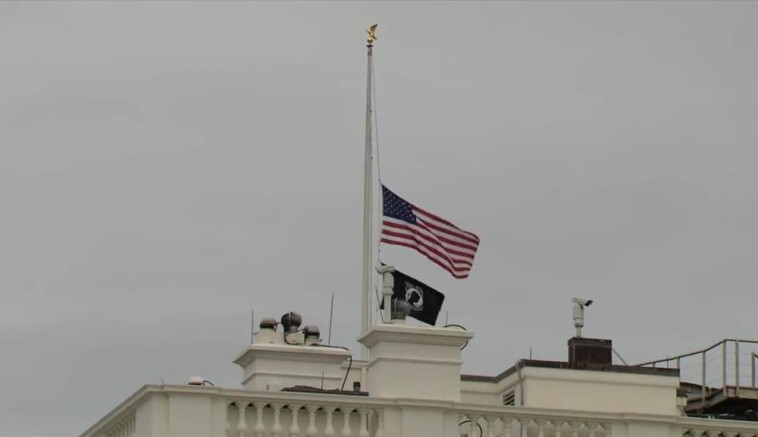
<box><xmin>367</xmin><ymin>24</ymin><xmax>378</xmax><ymax>47</ymax></box>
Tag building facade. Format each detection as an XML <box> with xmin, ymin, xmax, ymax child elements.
<box><xmin>81</xmin><ymin>315</ymin><xmax>758</xmax><ymax>437</ymax></box>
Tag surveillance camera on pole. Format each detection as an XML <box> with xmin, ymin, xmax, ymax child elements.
<box><xmin>571</xmin><ymin>297</ymin><xmax>593</xmax><ymax>338</ymax></box>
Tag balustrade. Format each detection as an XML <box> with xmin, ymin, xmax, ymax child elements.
<box><xmin>225</xmin><ymin>398</ymin><xmax>384</xmax><ymax>437</ymax></box>
<box><xmin>459</xmin><ymin>411</ymin><xmax>610</xmax><ymax>437</ymax></box>
<box><xmin>81</xmin><ymin>386</ymin><xmax>758</xmax><ymax>437</ymax></box>
<box><xmin>102</xmin><ymin>412</ymin><xmax>135</xmax><ymax>437</ymax></box>
<box><xmin>454</xmin><ymin>410</ymin><xmax>758</xmax><ymax>437</ymax></box>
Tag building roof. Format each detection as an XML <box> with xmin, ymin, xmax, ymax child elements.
<box><xmin>461</xmin><ymin>359</ymin><xmax>680</xmax><ymax>383</ymax></box>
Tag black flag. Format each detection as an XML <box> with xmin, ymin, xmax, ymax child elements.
<box><xmin>380</xmin><ymin>268</ymin><xmax>445</xmax><ymax>326</ymax></box>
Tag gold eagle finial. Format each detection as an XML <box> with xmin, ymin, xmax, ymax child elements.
<box><xmin>367</xmin><ymin>24</ymin><xmax>378</xmax><ymax>45</ymax></box>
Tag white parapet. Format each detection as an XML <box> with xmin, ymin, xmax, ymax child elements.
<box><xmin>234</xmin><ymin>343</ymin><xmax>351</xmax><ymax>392</ymax></box>
<box><xmin>518</xmin><ymin>364</ymin><xmax>682</xmax><ymax>416</ymax></box>
<box><xmin>80</xmin><ymin>385</ymin><xmax>758</xmax><ymax>437</ymax></box>
<box><xmin>358</xmin><ymin>323</ymin><xmax>474</xmax><ymax>402</ymax></box>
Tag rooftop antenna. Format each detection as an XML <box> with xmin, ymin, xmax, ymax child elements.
<box><xmin>571</xmin><ymin>297</ymin><xmax>593</xmax><ymax>338</ymax></box>
<box><xmin>251</xmin><ymin>308</ymin><xmax>255</xmax><ymax>343</ymax></box>
<box><xmin>328</xmin><ymin>293</ymin><xmax>335</xmax><ymax>345</ymax></box>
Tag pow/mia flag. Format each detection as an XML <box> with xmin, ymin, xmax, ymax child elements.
<box><xmin>384</xmin><ymin>269</ymin><xmax>445</xmax><ymax>326</ymax></box>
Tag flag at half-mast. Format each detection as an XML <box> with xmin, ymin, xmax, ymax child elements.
<box><xmin>381</xmin><ymin>185</ymin><xmax>480</xmax><ymax>279</ymax></box>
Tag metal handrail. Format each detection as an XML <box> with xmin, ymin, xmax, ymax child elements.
<box><xmin>635</xmin><ymin>339</ymin><xmax>758</xmax><ymax>368</ymax></box>
<box><xmin>635</xmin><ymin>339</ymin><xmax>758</xmax><ymax>412</ymax></box>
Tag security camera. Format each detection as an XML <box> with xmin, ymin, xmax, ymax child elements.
<box><xmin>571</xmin><ymin>298</ymin><xmax>594</xmax><ymax>338</ymax></box>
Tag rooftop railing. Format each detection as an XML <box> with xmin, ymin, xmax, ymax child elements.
<box><xmin>637</xmin><ymin>339</ymin><xmax>758</xmax><ymax>412</ymax></box>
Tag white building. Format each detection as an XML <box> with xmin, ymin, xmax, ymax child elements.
<box><xmin>81</xmin><ymin>307</ymin><xmax>758</xmax><ymax>437</ymax></box>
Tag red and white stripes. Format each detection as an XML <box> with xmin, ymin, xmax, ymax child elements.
<box><xmin>381</xmin><ymin>206</ymin><xmax>479</xmax><ymax>279</ymax></box>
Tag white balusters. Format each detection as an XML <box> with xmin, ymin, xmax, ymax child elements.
<box><xmin>340</xmin><ymin>407</ymin><xmax>353</xmax><ymax>436</ymax></box>
<box><xmin>358</xmin><ymin>408</ymin><xmax>370</xmax><ymax>437</ymax></box>
<box><xmin>324</xmin><ymin>406</ymin><xmax>336</xmax><ymax>436</ymax></box>
<box><xmin>469</xmin><ymin>415</ymin><xmax>481</xmax><ymax>437</ymax></box>
<box><xmin>596</xmin><ymin>423</ymin><xmax>608</xmax><ymax>437</ymax></box>
<box><xmin>588</xmin><ymin>423</ymin><xmax>596</xmax><ymax>437</ymax></box>
<box><xmin>289</xmin><ymin>404</ymin><xmax>302</xmax><ymax>437</ymax></box>
<box><xmin>225</xmin><ymin>401</ymin><xmax>391</xmax><ymax>437</ymax></box>
<box><xmin>569</xmin><ymin>422</ymin><xmax>581</xmax><ymax>437</ymax></box>
<box><xmin>520</xmin><ymin>418</ymin><xmax>532</xmax><ymax>437</ymax></box>
<box><xmin>271</xmin><ymin>403</ymin><xmax>283</xmax><ymax>437</ymax></box>
<box><xmin>305</xmin><ymin>405</ymin><xmax>319</xmax><ymax>437</ymax></box>
<box><xmin>554</xmin><ymin>420</ymin><xmax>564</xmax><ymax>437</ymax></box>
<box><xmin>253</xmin><ymin>402</ymin><xmax>266</xmax><ymax>437</ymax></box>
<box><xmin>226</xmin><ymin>402</ymin><xmax>233</xmax><ymax>437</ymax></box>
<box><xmin>374</xmin><ymin>409</ymin><xmax>384</xmax><ymax>437</ymax></box>
<box><xmin>501</xmin><ymin>417</ymin><xmax>513</xmax><ymax>437</ymax></box>
<box><xmin>236</xmin><ymin>402</ymin><xmax>248</xmax><ymax>437</ymax></box>
<box><xmin>114</xmin><ymin>416</ymin><xmax>135</xmax><ymax>437</ymax></box>
<box><xmin>537</xmin><ymin>419</ymin><xmax>548</xmax><ymax>437</ymax></box>
<box><xmin>485</xmin><ymin>416</ymin><xmax>499</xmax><ymax>437</ymax></box>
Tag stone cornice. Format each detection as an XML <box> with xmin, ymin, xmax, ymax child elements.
<box><xmin>234</xmin><ymin>343</ymin><xmax>351</xmax><ymax>367</ymax></box>
<box><xmin>358</xmin><ymin>324</ymin><xmax>473</xmax><ymax>348</ymax></box>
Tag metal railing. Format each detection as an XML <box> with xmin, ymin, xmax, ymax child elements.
<box><xmin>636</xmin><ymin>339</ymin><xmax>758</xmax><ymax>410</ymax></box>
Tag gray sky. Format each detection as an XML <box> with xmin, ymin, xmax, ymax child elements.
<box><xmin>2</xmin><ymin>2</ymin><xmax>758</xmax><ymax>436</ymax></box>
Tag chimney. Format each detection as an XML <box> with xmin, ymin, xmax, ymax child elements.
<box><xmin>568</xmin><ymin>337</ymin><xmax>612</xmax><ymax>367</ymax></box>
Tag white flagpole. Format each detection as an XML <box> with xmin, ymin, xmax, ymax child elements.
<box><xmin>361</xmin><ymin>24</ymin><xmax>377</xmax><ymax>356</ymax></box>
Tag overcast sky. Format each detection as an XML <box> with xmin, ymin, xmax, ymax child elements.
<box><xmin>2</xmin><ymin>2</ymin><xmax>758</xmax><ymax>436</ymax></box>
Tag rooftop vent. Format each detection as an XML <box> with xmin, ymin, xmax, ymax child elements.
<box><xmin>281</xmin><ymin>312</ymin><xmax>302</xmax><ymax>334</ymax></box>
<box><xmin>259</xmin><ymin>318</ymin><xmax>278</xmax><ymax>331</ymax></box>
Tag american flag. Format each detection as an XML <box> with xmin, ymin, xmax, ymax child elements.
<box><xmin>381</xmin><ymin>185</ymin><xmax>480</xmax><ymax>279</ymax></box>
